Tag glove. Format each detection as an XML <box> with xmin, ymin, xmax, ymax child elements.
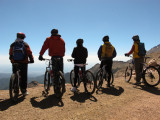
<box><xmin>125</xmin><ymin>53</ymin><xmax>129</xmax><ymax>57</ymax></box>
<box><xmin>39</xmin><ymin>55</ymin><xmax>44</xmax><ymax>61</ymax></box>
<box><xmin>30</xmin><ymin>60</ymin><xmax>34</xmax><ymax>63</ymax></box>
<box><xmin>29</xmin><ymin>55</ymin><xmax>34</xmax><ymax>63</ymax></box>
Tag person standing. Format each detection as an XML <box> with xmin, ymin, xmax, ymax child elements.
<box><xmin>9</xmin><ymin>32</ymin><xmax>34</xmax><ymax>96</ymax></box>
<box><xmin>125</xmin><ymin>35</ymin><xmax>145</xmax><ymax>85</ymax></box>
<box><xmin>39</xmin><ymin>29</ymin><xmax>66</xmax><ymax>92</ymax></box>
<box><xmin>98</xmin><ymin>35</ymin><xmax>117</xmax><ymax>87</ymax></box>
<box><xmin>70</xmin><ymin>39</ymin><xmax>88</xmax><ymax>92</ymax></box>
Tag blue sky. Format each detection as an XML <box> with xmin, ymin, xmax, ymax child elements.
<box><xmin>0</xmin><ymin>0</ymin><xmax>160</xmax><ymax>75</ymax></box>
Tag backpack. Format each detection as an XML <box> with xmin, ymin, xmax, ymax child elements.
<box><xmin>138</xmin><ymin>42</ymin><xmax>146</xmax><ymax>56</ymax></box>
<box><xmin>104</xmin><ymin>43</ymin><xmax>114</xmax><ymax>58</ymax></box>
<box><xmin>13</xmin><ymin>41</ymin><xmax>26</xmax><ymax>61</ymax></box>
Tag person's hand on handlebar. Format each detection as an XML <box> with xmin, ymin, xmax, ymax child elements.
<box><xmin>124</xmin><ymin>53</ymin><xmax>129</xmax><ymax>57</ymax></box>
<box><xmin>39</xmin><ymin>55</ymin><xmax>45</xmax><ymax>61</ymax></box>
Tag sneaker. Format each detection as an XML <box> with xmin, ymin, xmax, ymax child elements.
<box><xmin>23</xmin><ymin>91</ymin><xmax>29</xmax><ymax>96</ymax></box>
<box><xmin>133</xmin><ymin>82</ymin><xmax>141</xmax><ymax>85</ymax></box>
<box><xmin>70</xmin><ymin>87</ymin><xmax>77</xmax><ymax>92</ymax></box>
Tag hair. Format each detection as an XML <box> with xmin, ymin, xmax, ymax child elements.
<box><xmin>102</xmin><ymin>36</ymin><xmax>109</xmax><ymax>42</ymax></box>
<box><xmin>51</xmin><ymin>29</ymin><xmax>58</xmax><ymax>35</ymax></box>
<box><xmin>76</xmin><ymin>39</ymin><xmax>83</xmax><ymax>47</ymax></box>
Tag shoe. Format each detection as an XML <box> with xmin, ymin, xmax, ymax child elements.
<box><xmin>23</xmin><ymin>91</ymin><xmax>29</xmax><ymax>96</ymax></box>
<box><xmin>133</xmin><ymin>82</ymin><xmax>141</xmax><ymax>85</ymax></box>
<box><xmin>70</xmin><ymin>87</ymin><xmax>77</xmax><ymax>92</ymax></box>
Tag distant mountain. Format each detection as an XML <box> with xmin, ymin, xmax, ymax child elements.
<box><xmin>0</xmin><ymin>73</ymin><xmax>11</xmax><ymax>78</ymax></box>
<box><xmin>147</xmin><ymin>44</ymin><xmax>160</xmax><ymax>54</ymax></box>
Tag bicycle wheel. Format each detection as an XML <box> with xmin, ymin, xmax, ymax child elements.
<box><xmin>54</xmin><ymin>71</ymin><xmax>65</xmax><ymax>98</ymax></box>
<box><xmin>84</xmin><ymin>70</ymin><xmax>96</xmax><ymax>94</ymax></box>
<box><xmin>44</xmin><ymin>71</ymin><xmax>50</xmax><ymax>92</ymax></box>
<box><xmin>105</xmin><ymin>72</ymin><xmax>114</xmax><ymax>85</ymax></box>
<box><xmin>143</xmin><ymin>66</ymin><xmax>160</xmax><ymax>87</ymax></box>
<box><xmin>9</xmin><ymin>74</ymin><xmax>19</xmax><ymax>102</ymax></box>
<box><xmin>96</xmin><ymin>69</ymin><xmax>103</xmax><ymax>90</ymax></box>
<box><xmin>125</xmin><ymin>66</ymin><xmax>133</xmax><ymax>82</ymax></box>
<box><xmin>70</xmin><ymin>70</ymin><xmax>80</xmax><ymax>88</ymax></box>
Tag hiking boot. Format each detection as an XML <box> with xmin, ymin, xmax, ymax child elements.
<box><xmin>70</xmin><ymin>87</ymin><xmax>77</xmax><ymax>92</ymax></box>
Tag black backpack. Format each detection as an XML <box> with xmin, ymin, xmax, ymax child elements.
<box><xmin>138</xmin><ymin>42</ymin><xmax>146</xmax><ymax>56</ymax></box>
<box><xmin>13</xmin><ymin>41</ymin><xmax>26</xmax><ymax>61</ymax></box>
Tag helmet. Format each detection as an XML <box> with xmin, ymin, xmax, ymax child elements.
<box><xmin>76</xmin><ymin>39</ymin><xmax>83</xmax><ymax>44</ymax></box>
<box><xmin>103</xmin><ymin>35</ymin><xmax>109</xmax><ymax>42</ymax></box>
<box><xmin>132</xmin><ymin>35</ymin><xmax>139</xmax><ymax>41</ymax></box>
<box><xmin>51</xmin><ymin>29</ymin><xmax>58</xmax><ymax>35</ymax></box>
<box><xmin>17</xmin><ymin>32</ymin><xmax>26</xmax><ymax>39</ymax></box>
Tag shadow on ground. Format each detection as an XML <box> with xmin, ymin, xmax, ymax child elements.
<box><xmin>137</xmin><ymin>85</ymin><xmax>160</xmax><ymax>95</ymax></box>
<box><xmin>96</xmin><ymin>85</ymin><xmax>124</xmax><ymax>96</ymax></box>
<box><xmin>70</xmin><ymin>92</ymin><xmax>97</xmax><ymax>103</ymax></box>
<box><xmin>30</xmin><ymin>94</ymin><xmax>64</xmax><ymax>109</ymax></box>
<box><xmin>0</xmin><ymin>95</ymin><xmax>25</xmax><ymax>111</ymax></box>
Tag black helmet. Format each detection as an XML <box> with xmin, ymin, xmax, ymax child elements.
<box><xmin>51</xmin><ymin>29</ymin><xmax>58</xmax><ymax>35</ymax></box>
<box><xmin>17</xmin><ymin>32</ymin><xmax>26</xmax><ymax>39</ymax></box>
<box><xmin>132</xmin><ymin>35</ymin><xmax>139</xmax><ymax>41</ymax></box>
<box><xmin>103</xmin><ymin>35</ymin><xmax>109</xmax><ymax>42</ymax></box>
<box><xmin>76</xmin><ymin>39</ymin><xmax>83</xmax><ymax>44</ymax></box>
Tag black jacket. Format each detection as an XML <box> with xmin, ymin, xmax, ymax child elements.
<box><xmin>71</xmin><ymin>46</ymin><xmax>88</xmax><ymax>64</ymax></box>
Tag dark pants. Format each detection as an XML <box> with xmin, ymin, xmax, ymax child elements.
<box><xmin>134</xmin><ymin>57</ymin><xmax>144</xmax><ymax>82</ymax></box>
<box><xmin>12</xmin><ymin>63</ymin><xmax>28</xmax><ymax>93</ymax></box>
<box><xmin>100</xmin><ymin>59</ymin><xmax>113</xmax><ymax>86</ymax></box>
<box><xmin>74</xmin><ymin>66</ymin><xmax>85</xmax><ymax>87</ymax></box>
<box><xmin>51</xmin><ymin>56</ymin><xmax>65</xmax><ymax>91</ymax></box>
<box><xmin>51</xmin><ymin>56</ymin><xmax>63</xmax><ymax>73</ymax></box>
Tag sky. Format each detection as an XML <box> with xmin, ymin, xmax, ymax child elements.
<box><xmin>0</xmin><ymin>0</ymin><xmax>160</xmax><ymax>75</ymax></box>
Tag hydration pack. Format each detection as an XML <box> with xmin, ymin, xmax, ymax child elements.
<box><xmin>13</xmin><ymin>42</ymin><xmax>26</xmax><ymax>61</ymax></box>
<box><xmin>138</xmin><ymin>42</ymin><xmax>146</xmax><ymax>57</ymax></box>
<box><xmin>104</xmin><ymin>43</ymin><xmax>114</xmax><ymax>58</ymax></box>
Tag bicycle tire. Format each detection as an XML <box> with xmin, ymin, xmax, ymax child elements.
<box><xmin>44</xmin><ymin>71</ymin><xmax>50</xmax><ymax>92</ymax></box>
<box><xmin>84</xmin><ymin>70</ymin><xmax>96</xmax><ymax>94</ymax></box>
<box><xmin>96</xmin><ymin>69</ymin><xmax>103</xmax><ymax>90</ymax></box>
<box><xmin>143</xmin><ymin>66</ymin><xmax>160</xmax><ymax>87</ymax></box>
<box><xmin>70</xmin><ymin>70</ymin><xmax>80</xmax><ymax>88</ymax></box>
<box><xmin>9</xmin><ymin>74</ymin><xmax>19</xmax><ymax>102</ymax></box>
<box><xmin>105</xmin><ymin>72</ymin><xmax>114</xmax><ymax>85</ymax></box>
<box><xmin>54</xmin><ymin>71</ymin><xmax>65</xmax><ymax>98</ymax></box>
<box><xmin>125</xmin><ymin>66</ymin><xmax>133</xmax><ymax>82</ymax></box>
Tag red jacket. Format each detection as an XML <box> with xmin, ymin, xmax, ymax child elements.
<box><xmin>40</xmin><ymin>35</ymin><xmax>65</xmax><ymax>57</ymax></box>
<box><xmin>9</xmin><ymin>42</ymin><xmax>34</xmax><ymax>63</ymax></box>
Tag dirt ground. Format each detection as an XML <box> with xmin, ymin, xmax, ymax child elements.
<box><xmin>0</xmin><ymin>77</ymin><xmax>160</xmax><ymax>120</ymax></box>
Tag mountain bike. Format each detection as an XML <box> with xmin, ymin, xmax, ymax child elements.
<box><xmin>96</xmin><ymin>63</ymin><xmax>114</xmax><ymax>90</ymax></box>
<box><xmin>125</xmin><ymin>56</ymin><xmax>160</xmax><ymax>87</ymax></box>
<box><xmin>42</xmin><ymin>58</ymin><xmax>65</xmax><ymax>98</ymax></box>
<box><xmin>9</xmin><ymin>63</ymin><xmax>31</xmax><ymax>102</ymax></box>
<box><xmin>9</xmin><ymin>63</ymin><xmax>21</xmax><ymax>102</ymax></box>
<box><xmin>67</xmin><ymin>59</ymin><xmax>96</xmax><ymax>94</ymax></box>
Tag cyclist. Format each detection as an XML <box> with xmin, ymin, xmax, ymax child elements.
<box><xmin>98</xmin><ymin>35</ymin><xmax>117</xmax><ymax>87</ymax></box>
<box><xmin>125</xmin><ymin>35</ymin><xmax>145</xmax><ymax>85</ymax></box>
<box><xmin>70</xmin><ymin>39</ymin><xmax>88</xmax><ymax>92</ymax></box>
<box><xmin>39</xmin><ymin>29</ymin><xmax>66</xmax><ymax>93</ymax></box>
<box><xmin>9</xmin><ymin>32</ymin><xmax>34</xmax><ymax>96</ymax></box>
